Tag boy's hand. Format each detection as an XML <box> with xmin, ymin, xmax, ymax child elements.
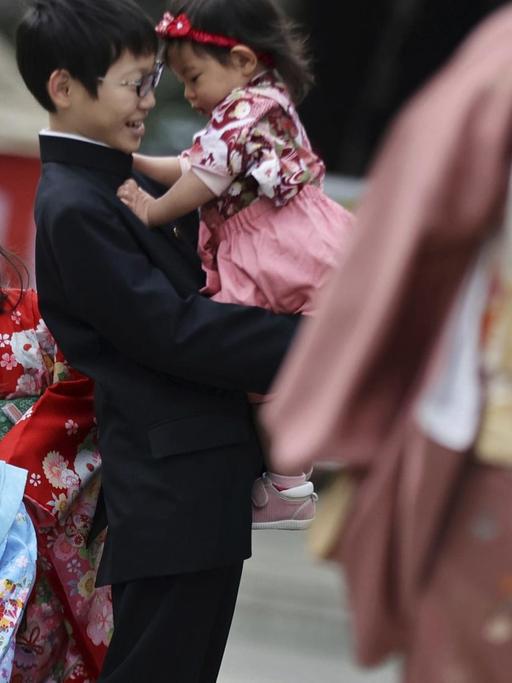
<box><xmin>117</xmin><ymin>179</ymin><xmax>153</xmax><ymax>227</ymax></box>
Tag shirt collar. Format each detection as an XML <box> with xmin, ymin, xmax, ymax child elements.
<box><xmin>40</xmin><ymin>129</ymin><xmax>110</xmax><ymax>148</ymax></box>
<box><xmin>39</xmin><ymin>132</ymin><xmax>133</xmax><ymax>182</ymax></box>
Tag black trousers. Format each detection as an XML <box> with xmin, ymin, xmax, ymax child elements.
<box><xmin>98</xmin><ymin>562</ymin><xmax>244</xmax><ymax>683</ymax></box>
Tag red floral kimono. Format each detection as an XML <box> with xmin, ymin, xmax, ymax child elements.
<box><xmin>0</xmin><ymin>289</ymin><xmax>111</xmax><ymax>682</ymax></box>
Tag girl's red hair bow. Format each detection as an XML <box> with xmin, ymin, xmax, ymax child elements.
<box><xmin>156</xmin><ymin>12</ymin><xmax>239</xmax><ymax>50</ymax></box>
<box><xmin>155</xmin><ymin>13</ymin><xmax>193</xmax><ymax>39</ymax></box>
<box><xmin>155</xmin><ymin>12</ymin><xmax>274</xmax><ymax>67</ymax></box>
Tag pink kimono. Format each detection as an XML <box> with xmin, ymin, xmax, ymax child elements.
<box><xmin>183</xmin><ymin>71</ymin><xmax>353</xmax><ymax>314</ymax></box>
<box><xmin>263</xmin><ymin>7</ymin><xmax>512</xmax><ymax>682</ymax></box>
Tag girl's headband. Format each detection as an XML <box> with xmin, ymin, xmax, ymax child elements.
<box><xmin>155</xmin><ymin>12</ymin><xmax>274</xmax><ymax>67</ymax></box>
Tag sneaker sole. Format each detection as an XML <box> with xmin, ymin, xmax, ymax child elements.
<box><xmin>252</xmin><ymin>518</ymin><xmax>314</xmax><ymax>530</ymax></box>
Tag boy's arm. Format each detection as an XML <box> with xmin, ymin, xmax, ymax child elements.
<box><xmin>132</xmin><ymin>154</ymin><xmax>183</xmax><ymax>187</ymax></box>
<box><xmin>38</xmin><ymin>196</ymin><xmax>299</xmax><ymax>394</ymax></box>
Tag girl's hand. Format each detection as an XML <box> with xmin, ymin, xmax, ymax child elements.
<box><xmin>117</xmin><ymin>179</ymin><xmax>154</xmax><ymax>227</ymax></box>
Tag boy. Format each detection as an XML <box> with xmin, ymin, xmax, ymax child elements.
<box><xmin>16</xmin><ymin>0</ymin><xmax>300</xmax><ymax>680</ymax></box>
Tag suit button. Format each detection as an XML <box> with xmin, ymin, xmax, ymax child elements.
<box><xmin>172</xmin><ymin>226</ymin><xmax>181</xmax><ymax>239</ymax></box>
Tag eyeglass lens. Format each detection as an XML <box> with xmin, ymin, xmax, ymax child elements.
<box><xmin>138</xmin><ymin>63</ymin><xmax>163</xmax><ymax>97</ymax></box>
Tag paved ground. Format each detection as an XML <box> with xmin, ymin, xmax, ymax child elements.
<box><xmin>219</xmin><ymin>530</ymin><xmax>400</xmax><ymax>683</ymax></box>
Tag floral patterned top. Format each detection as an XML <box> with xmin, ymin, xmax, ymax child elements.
<box><xmin>182</xmin><ymin>70</ymin><xmax>325</xmax><ymax>222</ymax></box>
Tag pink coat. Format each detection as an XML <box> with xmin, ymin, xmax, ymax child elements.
<box><xmin>262</xmin><ymin>6</ymin><xmax>512</xmax><ymax>677</ymax></box>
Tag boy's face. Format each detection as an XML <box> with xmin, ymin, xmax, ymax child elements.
<box><xmin>62</xmin><ymin>51</ymin><xmax>157</xmax><ymax>153</ymax></box>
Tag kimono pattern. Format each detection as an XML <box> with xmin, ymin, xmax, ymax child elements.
<box><xmin>183</xmin><ymin>70</ymin><xmax>325</xmax><ymax>221</ymax></box>
<box><xmin>0</xmin><ymin>289</ymin><xmax>111</xmax><ymax>682</ymax></box>
<box><xmin>182</xmin><ymin>71</ymin><xmax>353</xmax><ymax>314</ymax></box>
<box><xmin>0</xmin><ymin>463</ymin><xmax>36</xmax><ymax>682</ymax></box>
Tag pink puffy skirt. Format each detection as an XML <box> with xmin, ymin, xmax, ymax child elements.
<box><xmin>198</xmin><ymin>184</ymin><xmax>354</xmax><ymax>314</ymax></box>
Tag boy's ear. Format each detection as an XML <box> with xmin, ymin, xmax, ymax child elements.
<box><xmin>230</xmin><ymin>45</ymin><xmax>258</xmax><ymax>76</ymax></box>
<box><xmin>47</xmin><ymin>69</ymin><xmax>73</xmax><ymax>109</ymax></box>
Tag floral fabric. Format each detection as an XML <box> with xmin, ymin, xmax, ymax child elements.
<box><xmin>0</xmin><ymin>292</ymin><xmax>59</xmax><ymax>399</ymax></box>
<box><xmin>183</xmin><ymin>70</ymin><xmax>325</xmax><ymax>222</ymax></box>
<box><xmin>0</xmin><ymin>289</ymin><xmax>110</xmax><ymax>682</ymax></box>
<box><xmin>0</xmin><ymin>496</ymin><xmax>36</xmax><ymax>682</ymax></box>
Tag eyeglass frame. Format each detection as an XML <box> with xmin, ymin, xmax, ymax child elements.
<box><xmin>97</xmin><ymin>61</ymin><xmax>164</xmax><ymax>98</ymax></box>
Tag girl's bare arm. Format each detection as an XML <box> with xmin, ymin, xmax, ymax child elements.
<box><xmin>118</xmin><ymin>170</ymin><xmax>216</xmax><ymax>227</ymax></box>
<box><xmin>132</xmin><ymin>154</ymin><xmax>183</xmax><ymax>187</ymax></box>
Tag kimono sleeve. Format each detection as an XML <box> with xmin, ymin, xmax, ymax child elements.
<box><xmin>185</xmin><ymin>94</ymin><xmax>279</xmax><ymax>195</ymax></box>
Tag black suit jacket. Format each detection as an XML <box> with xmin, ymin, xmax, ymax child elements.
<box><xmin>35</xmin><ymin>136</ymin><xmax>298</xmax><ymax>585</ymax></box>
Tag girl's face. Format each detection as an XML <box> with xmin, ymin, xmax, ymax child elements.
<box><xmin>168</xmin><ymin>42</ymin><xmax>250</xmax><ymax>116</ymax></box>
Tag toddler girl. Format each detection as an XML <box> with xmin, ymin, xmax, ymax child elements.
<box><xmin>117</xmin><ymin>0</ymin><xmax>354</xmax><ymax>530</ymax></box>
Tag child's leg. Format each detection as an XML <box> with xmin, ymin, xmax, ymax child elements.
<box><xmin>265</xmin><ymin>467</ymin><xmax>311</xmax><ymax>489</ymax></box>
<box><xmin>251</xmin><ymin>471</ymin><xmax>317</xmax><ymax>530</ymax></box>
<box><xmin>251</xmin><ymin>402</ymin><xmax>316</xmax><ymax>530</ymax></box>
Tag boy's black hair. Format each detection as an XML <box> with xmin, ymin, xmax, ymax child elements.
<box><xmin>16</xmin><ymin>0</ymin><xmax>158</xmax><ymax>113</ymax></box>
<box><xmin>166</xmin><ymin>0</ymin><xmax>314</xmax><ymax>104</ymax></box>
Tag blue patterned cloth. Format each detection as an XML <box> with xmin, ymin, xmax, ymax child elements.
<box><xmin>0</xmin><ymin>462</ymin><xmax>37</xmax><ymax>681</ymax></box>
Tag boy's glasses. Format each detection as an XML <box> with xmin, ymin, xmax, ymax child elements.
<box><xmin>97</xmin><ymin>62</ymin><xmax>164</xmax><ymax>98</ymax></box>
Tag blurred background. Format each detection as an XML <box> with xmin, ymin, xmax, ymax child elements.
<box><xmin>0</xmin><ymin>1</ymin><xmax>509</xmax><ymax>680</ymax></box>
